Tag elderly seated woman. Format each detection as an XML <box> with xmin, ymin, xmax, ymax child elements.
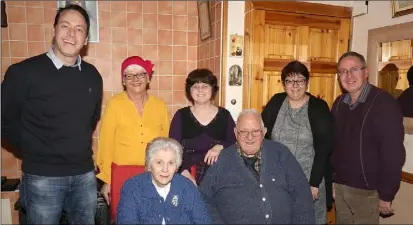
<box><xmin>116</xmin><ymin>137</ymin><xmax>211</xmax><ymax>224</ymax></box>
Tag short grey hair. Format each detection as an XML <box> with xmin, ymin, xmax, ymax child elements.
<box><xmin>236</xmin><ymin>108</ymin><xmax>265</xmax><ymax>130</ymax></box>
<box><xmin>145</xmin><ymin>137</ymin><xmax>183</xmax><ymax>171</ymax></box>
<box><xmin>123</xmin><ymin>64</ymin><xmax>146</xmax><ymax>75</ymax></box>
<box><xmin>338</xmin><ymin>51</ymin><xmax>367</xmax><ymax>68</ymax></box>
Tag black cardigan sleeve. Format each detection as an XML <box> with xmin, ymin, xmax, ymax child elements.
<box><xmin>261</xmin><ymin>93</ymin><xmax>287</xmax><ymax>139</ymax></box>
<box><xmin>308</xmin><ymin>98</ymin><xmax>334</xmax><ymax>188</ymax></box>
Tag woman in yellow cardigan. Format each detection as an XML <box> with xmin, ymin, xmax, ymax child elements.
<box><xmin>96</xmin><ymin>56</ymin><xmax>170</xmax><ymax>205</ymax></box>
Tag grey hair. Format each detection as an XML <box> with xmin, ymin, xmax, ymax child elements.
<box><xmin>236</xmin><ymin>108</ymin><xmax>265</xmax><ymax>130</ymax></box>
<box><xmin>123</xmin><ymin>64</ymin><xmax>146</xmax><ymax>75</ymax></box>
<box><xmin>338</xmin><ymin>51</ymin><xmax>367</xmax><ymax>68</ymax></box>
<box><xmin>145</xmin><ymin>137</ymin><xmax>183</xmax><ymax>171</ymax></box>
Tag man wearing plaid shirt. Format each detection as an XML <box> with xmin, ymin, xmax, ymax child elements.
<box><xmin>199</xmin><ymin>109</ymin><xmax>314</xmax><ymax>224</ymax></box>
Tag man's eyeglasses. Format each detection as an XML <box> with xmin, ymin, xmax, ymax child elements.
<box><xmin>237</xmin><ymin>129</ymin><xmax>262</xmax><ymax>138</ymax></box>
<box><xmin>337</xmin><ymin>67</ymin><xmax>366</xmax><ymax>77</ymax></box>
<box><xmin>284</xmin><ymin>79</ymin><xmax>307</xmax><ymax>86</ymax></box>
<box><xmin>124</xmin><ymin>73</ymin><xmax>147</xmax><ymax>80</ymax></box>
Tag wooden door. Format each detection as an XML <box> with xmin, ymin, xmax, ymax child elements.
<box><xmin>243</xmin><ymin>2</ymin><xmax>351</xmax><ymax>111</ymax></box>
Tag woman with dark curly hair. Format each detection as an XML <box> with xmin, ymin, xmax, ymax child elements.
<box><xmin>169</xmin><ymin>69</ymin><xmax>236</xmax><ymax>185</ymax></box>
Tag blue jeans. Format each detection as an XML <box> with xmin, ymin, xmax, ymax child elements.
<box><xmin>20</xmin><ymin>171</ymin><xmax>97</xmax><ymax>224</ymax></box>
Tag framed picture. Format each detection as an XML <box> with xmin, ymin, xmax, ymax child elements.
<box><xmin>229</xmin><ymin>34</ymin><xmax>244</xmax><ymax>57</ymax></box>
<box><xmin>57</xmin><ymin>0</ymin><xmax>99</xmax><ymax>42</ymax></box>
<box><xmin>229</xmin><ymin>65</ymin><xmax>242</xmax><ymax>86</ymax></box>
<box><xmin>392</xmin><ymin>0</ymin><xmax>413</xmax><ymax>17</ymax></box>
<box><xmin>197</xmin><ymin>1</ymin><xmax>212</xmax><ymax>41</ymax></box>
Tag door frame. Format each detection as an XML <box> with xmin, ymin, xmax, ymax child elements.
<box><xmin>242</xmin><ymin>1</ymin><xmax>352</xmax><ymax>109</ymax></box>
<box><xmin>367</xmin><ymin>21</ymin><xmax>413</xmax><ymax>86</ymax></box>
<box><xmin>367</xmin><ymin>21</ymin><xmax>413</xmax><ymax>184</ymax></box>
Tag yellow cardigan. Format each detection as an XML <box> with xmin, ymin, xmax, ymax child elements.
<box><xmin>96</xmin><ymin>92</ymin><xmax>170</xmax><ymax>184</ymax></box>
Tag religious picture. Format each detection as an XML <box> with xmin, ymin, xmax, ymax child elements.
<box><xmin>229</xmin><ymin>65</ymin><xmax>242</xmax><ymax>86</ymax></box>
<box><xmin>229</xmin><ymin>34</ymin><xmax>243</xmax><ymax>57</ymax></box>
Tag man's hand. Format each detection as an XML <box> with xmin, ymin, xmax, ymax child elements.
<box><xmin>204</xmin><ymin>144</ymin><xmax>224</xmax><ymax>165</ymax></box>
<box><xmin>100</xmin><ymin>183</ymin><xmax>111</xmax><ymax>205</ymax></box>
<box><xmin>379</xmin><ymin>200</ymin><xmax>394</xmax><ymax>215</ymax></box>
<box><xmin>311</xmin><ymin>186</ymin><xmax>319</xmax><ymax>200</ymax></box>
<box><xmin>181</xmin><ymin>169</ymin><xmax>197</xmax><ymax>186</ymax></box>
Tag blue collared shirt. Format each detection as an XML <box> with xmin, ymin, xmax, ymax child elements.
<box><xmin>342</xmin><ymin>82</ymin><xmax>372</xmax><ymax>110</ymax></box>
<box><xmin>46</xmin><ymin>47</ymin><xmax>82</xmax><ymax>71</ymax></box>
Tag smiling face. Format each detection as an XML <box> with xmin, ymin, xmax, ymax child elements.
<box><xmin>283</xmin><ymin>73</ymin><xmax>308</xmax><ymax>100</ymax></box>
<box><xmin>53</xmin><ymin>9</ymin><xmax>88</xmax><ymax>60</ymax></box>
<box><xmin>123</xmin><ymin>65</ymin><xmax>150</xmax><ymax>94</ymax></box>
<box><xmin>338</xmin><ymin>56</ymin><xmax>369</xmax><ymax>97</ymax></box>
<box><xmin>149</xmin><ymin>148</ymin><xmax>178</xmax><ymax>188</ymax></box>
<box><xmin>234</xmin><ymin>113</ymin><xmax>266</xmax><ymax>156</ymax></box>
<box><xmin>190</xmin><ymin>82</ymin><xmax>213</xmax><ymax>104</ymax></box>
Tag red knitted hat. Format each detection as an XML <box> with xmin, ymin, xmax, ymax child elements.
<box><xmin>121</xmin><ymin>56</ymin><xmax>154</xmax><ymax>80</ymax></box>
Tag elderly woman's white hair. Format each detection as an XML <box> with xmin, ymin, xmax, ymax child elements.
<box><xmin>145</xmin><ymin>137</ymin><xmax>183</xmax><ymax>171</ymax></box>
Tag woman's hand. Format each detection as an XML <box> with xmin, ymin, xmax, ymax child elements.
<box><xmin>100</xmin><ymin>183</ymin><xmax>111</xmax><ymax>205</ymax></box>
<box><xmin>181</xmin><ymin>169</ymin><xmax>197</xmax><ymax>186</ymax></box>
<box><xmin>204</xmin><ymin>144</ymin><xmax>224</xmax><ymax>165</ymax></box>
<box><xmin>311</xmin><ymin>186</ymin><xmax>319</xmax><ymax>200</ymax></box>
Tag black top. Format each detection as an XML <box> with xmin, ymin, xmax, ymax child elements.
<box><xmin>261</xmin><ymin>92</ymin><xmax>334</xmax><ymax>208</ymax></box>
<box><xmin>398</xmin><ymin>86</ymin><xmax>413</xmax><ymax>117</ymax></box>
<box><xmin>1</xmin><ymin>53</ymin><xmax>103</xmax><ymax>176</ymax></box>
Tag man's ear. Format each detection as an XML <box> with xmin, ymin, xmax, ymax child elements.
<box><xmin>263</xmin><ymin>127</ymin><xmax>267</xmax><ymax>136</ymax></box>
<box><xmin>234</xmin><ymin>127</ymin><xmax>237</xmax><ymax>139</ymax></box>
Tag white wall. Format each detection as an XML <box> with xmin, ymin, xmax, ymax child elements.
<box><xmin>352</xmin><ymin>1</ymin><xmax>413</xmax><ymax>57</ymax></box>
<box><xmin>224</xmin><ymin>1</ymin><xmax>245</xmax><ymax>120</ymax></box>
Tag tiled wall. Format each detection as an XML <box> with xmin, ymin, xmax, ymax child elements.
<box><xmin>1</xmin><ymin>1</ymin><xmax>200</xmax><ymax>179</ymax></box>
<box><xmin>197</xmin><ymin>1</ymin><xmax>222</xmax><ymax>103</ymax></box>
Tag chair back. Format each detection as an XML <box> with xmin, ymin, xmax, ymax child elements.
<box><xmin>110</xmin><ymin>163</ymin><xmax>145</xmax><ymax>221</ymax></box>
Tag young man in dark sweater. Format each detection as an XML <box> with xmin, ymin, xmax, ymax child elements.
<box><xmin>397</xmin><ymin>65</ymin><xmax>413</xmax><ymax>118</ymax></box>
<box><xmin>331</xmin><ymin>52</ymin><xmax>405</xmax><ymax>224</ymax></box>
<box><xmin>1</xmin><ymin>4</ymin><xmax>103</xmax><ymax>224</ymax></box>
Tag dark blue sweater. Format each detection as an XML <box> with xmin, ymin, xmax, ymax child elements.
<box><xmin>117</xmin><ymin>172</ymin><xmax>211</xmax><ymax>224</ymax></box>
<box><xmin>1</xmin><ymin>53</ymin><xmax>102</xmax><ymax>176</ymax></box>
<box><xmin>199</xmin><ymin>140</ymin><xmax>315</xmax><ymax>224</ymax></box>
<box><xmin>331</xmin><ymin>85</ymin><xmax>405</xmax><ymax>201</ymax></box>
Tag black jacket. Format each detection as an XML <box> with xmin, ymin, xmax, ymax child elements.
<box><xmin>261</xmin><ymin>92</ymin><xmax>334</xmax><ymax>209</ymax></box>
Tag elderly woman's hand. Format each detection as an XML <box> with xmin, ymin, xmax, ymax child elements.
<box><xmin>181</xmin><ymin>169</ymin><xmax>197</xmax><ymax>186</ymax></box>
<box><xmin>204</xmin><ymin>144</ymin><xmax>224</xmax><ymax>165</ymax></box>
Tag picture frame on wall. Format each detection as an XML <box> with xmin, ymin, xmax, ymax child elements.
<box><xmin>229</xmin><ymin>34</ymin><xmax>244</xmax><ymax>57</ymax></box>
<box><xmin>392</xmin><ymin>0</ymin><xmax>413</xmax><ymax>18</ymax></box>
<box><xmin>57</xmin><ymin>0</ymin><xmax>99</xmax><ymax>42</ymax></box>
<box><xmin>197</xmin><ymin>1</ymin><xmax>212</xmax><ymax>41</ymax></box>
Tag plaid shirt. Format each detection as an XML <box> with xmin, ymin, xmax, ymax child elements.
<box><xmin>343</xmin><ymin>83</ymin><xmax>372</xmax><ymax>110</ymax></box>
<box><xmin>236</xmin><ymin>143</ymin><xmax>262</xmax><ymax>174</ymax></box>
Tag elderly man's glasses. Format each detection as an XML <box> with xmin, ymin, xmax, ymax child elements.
<box><xmin>284</xmin><ymin>79</ymin><xmax>307</xmax><ymax>86</ymax></box>
<box><xmin>124</xmin><ymin>72</ymin><xmax>147</xmax><ymax>80</ymax></box>
<box><xmin>237</xmin><ymin>129</ymin><xmax>262</xmax><ymax>138</ymax></box>
<box><xmin>338</xmin><ymin>67</ymin><xmax>366</xmax><ymax>77</ymax></box>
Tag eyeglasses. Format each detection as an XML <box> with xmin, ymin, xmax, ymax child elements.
<box><xmin>284</xmin><ymin>79</ymin><xmax>307</xmax><ymax>86</ymax></box>
<box><xmin>191</xmin><ymin>84</ymin><xmax>211</xmax><ymax>91</ymax></box>
<box><xmin>237</xmin><ymin>129</ymin><xmax>262</xmax><ymax>138</ymax></box>
<box><xmin>337</xmin><ymin>67</ymin><xmax>366</xmax><ymax>77</ymax></box>
<box><xmin>124</xmin><ymin>72</ymin><xmax>147</xmax><ymax>80</ymax></box>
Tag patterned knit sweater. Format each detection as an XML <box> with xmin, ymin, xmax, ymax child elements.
<box><xmin>199</xmin><ymin>139</ymin><xmax>315</xmax><ymax>224</ymax></box>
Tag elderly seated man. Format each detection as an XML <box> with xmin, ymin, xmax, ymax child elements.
<box><xmin>199</xmin><ymin>109</ymin><xmax>315</xmax><ymax>224</ymax></box>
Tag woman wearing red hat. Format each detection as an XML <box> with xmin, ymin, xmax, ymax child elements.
<box><xmin>95</xmin><ymin>56</ymin><xmax>170</xmax><ymax>206</ymax></box>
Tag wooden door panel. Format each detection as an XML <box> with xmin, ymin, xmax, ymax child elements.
<box><xmin>264</xmin><ymin>25</ymin><xmax>297</xmax><ymax>59</ymax></box>
<box><xmin>263</xmin><ymin>71</ymin><xmax>284</xmax><ymax>104</ymax></box>
<box><xmin>308</xmin><ymin>73</ymin><xmax>335</xmax><ymax>107</ymax></box>
<box><xmin>309</xmin><ymin>28</ymin><xmax>338</xmax><ymax>62</ymax></box>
